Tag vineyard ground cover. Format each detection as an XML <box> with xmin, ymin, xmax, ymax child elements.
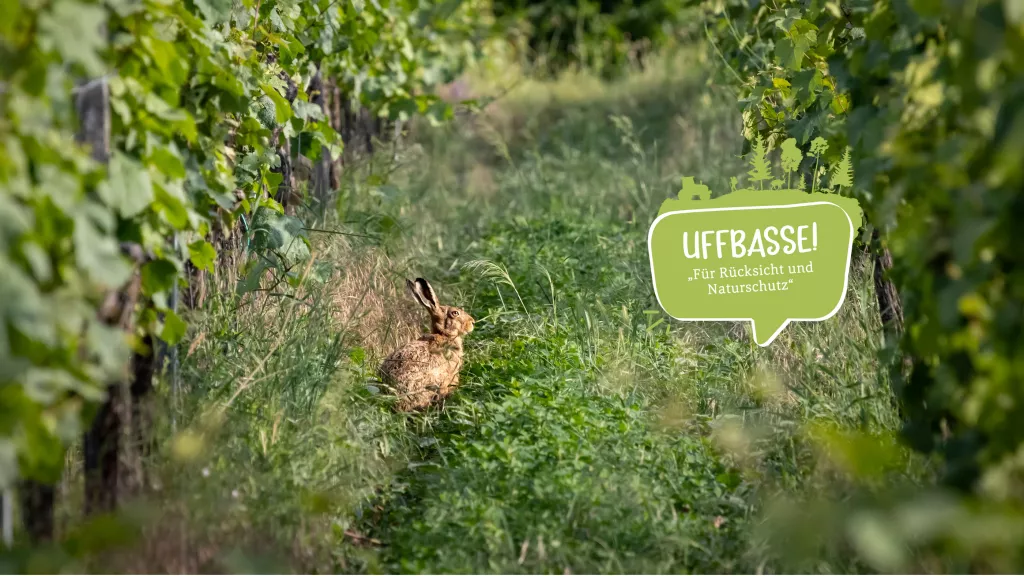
<box><xmin>2</xmin><ymin>44</ymin><xmax>955</xmax><ymax>573</ymax></box>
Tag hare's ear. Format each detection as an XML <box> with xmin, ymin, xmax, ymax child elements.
<box><xmin>408</xmin><ymin>278</ymin><xmax>437</xmax><ymax>311</ymax></box>
<box><xmin>415</xmin><ymin>278</ymin><xmax>440</xmax><ymax>309</ymax></box>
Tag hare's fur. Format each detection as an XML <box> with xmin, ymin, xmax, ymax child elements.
<box><xmin>378</xmin><ymin>278</ymin><xmax>474</xmax><ymax>411</ymax></box>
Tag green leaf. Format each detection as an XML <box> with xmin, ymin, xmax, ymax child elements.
<box><xmin>140</xmin><ymin>259</ymin><xmax>179</xmax><ymax>296</ymax></box>
<box><xmin>292</xmin><ymin>100</ymin><xmax>324</xmax><ymax>121</ymax></box>
<box><xmin>98</xmin><ymin>152</ymin><xmax>155</xmax><ymax>218</ymax></box>
<box><xmin>148</xmin><ymin>146</ymin><xmax>186</xmax><ymax>180</ymax></box>
<box><xmin>73</xmin><ymin>214</ymin><xmax>132</xmax><ymax>289</ymax></box>
<box><xmin>236</xmin><ymin>258</ymin><xmax>268</xmax><ymax>295</ymax></box>
<box><xmin>258</xmin><ymin>195</ymin><xmax>285</xmax><ymax>214</ymax></box>
<box><xmin>153</xmin><ymin>180</ymin><xmax>191</xmax><ymax>230</ymax></box>
<box><xmin>249</xmin><ymin>209</ymin><xmax>310</xmax><ymax>264</ymax></box>
<box><xmin>263</xmin><ymin>169</ymin><xmax>284</xmax><ymax>191</ymax></box>
<box><xmin>775</xmin><ymin>38</ymin><xmax>799</xmax><ymax>71</ymax></box>
<box><xmin>830</xmin><ymin>92</ymin><xmax>851</xmax><ymax>116</ymax></box>
<box><xmin>192</xmin><ymin>0</ymin><xmax>233</xmax><ymax>25</ymax></box>
<box><xmin>84</xmin><ymin>323</ymin><xmax>130</xmax><ymax>381</ymax></box>
<box><xmin>37</xmin><ymin>0</ymin><xmax>107</xmax><ymax>76</ymax></box>
<box><xmin>1006</xmin><ymin>0</ymin><xmax>1024</xmax><ymax>25</ymax></box>
<box><xmin>425</xmin><ymin>100</ymin><xmax>454</xmax><ymax>126</ymax></box>
<box><xmin>848</xmin><ymin>513</ymin><xmax>907</xmax><ymax>573</ymax></box>
<box><xmin>21</xmin><ymin>241</ymin><xmax>53</xmax><ymax>284</ymax></box>
<box><xmin>775</xmin><ymin>30</ymin><xmax>815</xmax><ymax>71</ymax></box>
<box><xmin>0</xmin><ymin>255</ymin><xmax>55</xmax><ymax>347</ymax></box>
<box><xmin>160</xmin><ymin>309</ymin><xmax>187</xmax><ymax>345</ymax></box>
<box><xmin>142</xmin><ymin>36</ymin><xmax>188</xmax><ymax>87</ymax></box>
<box><xmin>144</xmin><ymin>92</ymin><xmax>189</xmax><ymax>123</ymax></box>
<box><xmin>261</xmin><ymin>84</ymin><xmax>293</xmax><ymax>124</ymax></box>
<box><xmin>17</xmin><ymin>409</ymin><xmax>65</xmax><ymax>484</ymax></box>
<box><xmin>0</xmin><ymin>194</ymin><xmax>32</xmax><ymax>253</ymax></box>
<box><xmin>188</xmin><ymin>239</ymin><xmax>217</xmax><ymax>273</ymax></box>
<box><xmin>791</xmin><ymin>68</ymin><xmax>824</xmax><ymax>104</ymax></box>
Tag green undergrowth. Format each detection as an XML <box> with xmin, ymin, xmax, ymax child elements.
<box><xmin>357</xmin><ymin>207</ymin><xmax>925</xmax><ymax>573</ymax></box>
<box><xmin>75</xmin><ymin>45</ymin><xmax>937</xmax><ymax>574</ymax></box>
<box><xmin>366</xmin><ymin>215</ymin><xmax>754</xmax><ymax>573</ymax></box>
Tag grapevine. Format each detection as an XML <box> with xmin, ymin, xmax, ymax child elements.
<box><xmin>0</xmin><ymin>0</ymin><xmax>487</xmax><ymax>518</ymax></box>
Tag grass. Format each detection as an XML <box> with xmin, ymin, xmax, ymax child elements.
<box><xmin>21</xmin><ymin>43</ymin><xmax>944</xmax><ymax>574</ymax></box>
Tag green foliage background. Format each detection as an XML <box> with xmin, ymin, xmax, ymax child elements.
<box><xmin>0</xmin><ymin>0</ymin><xmax>482</xmax><ymax>491</ymax></box>
<box><xmin>701</xmin><ymin>0</ymin><xmax>1024</xmax><ymax>567</ymax></box>
<box><xmin>490</xmin><ymin>0</ymin><xmax>698</xmax><ymax>76</ymax></box>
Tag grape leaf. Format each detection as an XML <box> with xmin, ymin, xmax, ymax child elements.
<box><xmin>188</xmin><ymin>239</ymin><xmax>217</xmax><ymax>273</ymax></box>
<box><xmin>37</xmin><ymin>0</ymin><xmax>107</xmax><ymax>76</ymax></box>
<box><xmin>98</xmin><ymin>152</ymin><xmax>155</xmax><ymax>218</ymax></box>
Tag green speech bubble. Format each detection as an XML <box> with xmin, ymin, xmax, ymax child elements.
<box><xmin>648</xmin><ymin>186</ymin><xmax>864</xmax><ymax>346</ymax></box>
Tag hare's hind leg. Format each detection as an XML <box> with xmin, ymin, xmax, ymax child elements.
<box><xmin>395</xmin><ymin>387</ymin><xmax>432</xmax><ymax>412</ymax></box>
<box><xmin>438</xmin><ymin>369</ymin><xmax>460</xmax><ymax>399</ymax></box>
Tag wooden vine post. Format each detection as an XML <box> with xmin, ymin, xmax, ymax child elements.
<box><xmin>127</xmin><ymin>331</ymin><xmax>157</xmax><ymax>493</ymax></box>
<box><xmin>328</xmin><ymin>79</ymin><xmax>343</xmax><ymax>190</ymax></box>
<box><xmin>76</xmin><ymin>63</ymin><xmax>121</xmax><ymax>517</ymax></box>
<box><xmin>74</xmin><ymin>23</ymin><xmax>157</xmax><ymax>516</ymax></box>
<box><xmin>307</xmin><ymin>65</ymin><xmax>332</xmax><ymax>218</ymax></box>
<box><xmin>872</xmin><ymin>229</ymin><xmax>904</xmax><ymax>336</ymax></box>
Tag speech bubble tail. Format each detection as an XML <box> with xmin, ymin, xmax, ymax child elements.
<box><xmin>750</xmin><ymin>316</ymin><xmax>791</xmax><ymax>347</ymax></box>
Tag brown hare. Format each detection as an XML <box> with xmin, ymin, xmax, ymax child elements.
<box><xmin>378</xmin><ymin>278</ymin><xmax>475</xmax><ymax>411</ymax></box>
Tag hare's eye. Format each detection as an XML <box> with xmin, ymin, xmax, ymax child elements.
<box><xmin>449</xmin><ymin>310</ymin><xmax>459</xmax><ymax>318</ymax></box>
